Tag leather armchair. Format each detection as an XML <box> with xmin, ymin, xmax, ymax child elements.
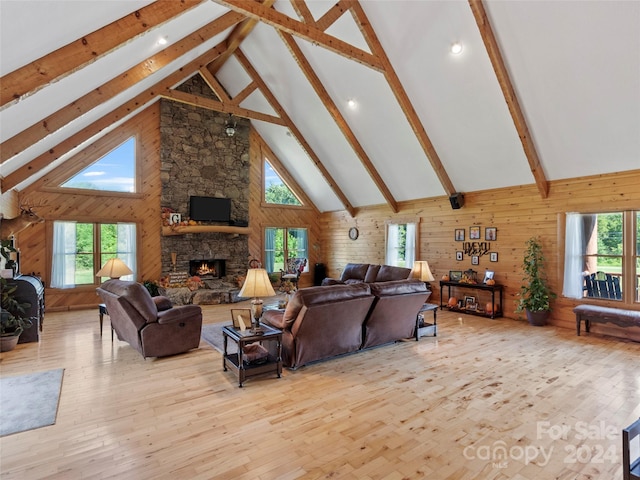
<box><xmin>97</xmin><ymin>279</ymin><xmax>202</xmax><ymax>358</ymax></box>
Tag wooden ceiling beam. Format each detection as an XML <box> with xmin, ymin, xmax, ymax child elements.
<box><xmin>469</xmin><ymin>0</ymin><xmax>549</xmax><ymax>198</ymax></box>
<box><xmin>206</xmin><ymin>0</ymin><xmax>277</xmax><ymax>75</ymax></box>
<box><xmin>198</xmin><ymin>68</ymin><xmax>232</xmax><ymax>102</ymax></box>
<box><xmin>2</xmin><ymin>45</ymin><xmax>228</xmax><ymax>191</ymax></box>
<box><xmin>0</xmin><ymin>11</ymin><xmax>245</xmax><ymax>164</ymax></box>
<box><xmin>161</xmin><ymin>90</ymin><xmax>285</xmax><ymax>125</ymax></box>
<box><xmin>290</xmin><ymin>0</ymin><xmax>316</xmax><ymax>26</ymax></box>
<box><xmin>0</xmin><ymin>0</ymin><xmax>204</xmax><ymax>109</ymax></box>
<box><xmin>214</xmin><ymin>0</ymin><xmax>382</xmax><ymax>72</ymax></box>
<box><xmin>234</xmin><ymin>48</ymin><xmax>356</xmax><ymax>217</ymax></box>
<box><xmin>315</xmin><ymin>1</ymin><xmax>350</xmax><ymax>32</ymax></box>
<box><xmin>230</xmin><ymin>82</ymin><xmax>258</xmax><ymax>106</ymax></box>
<box><xmin>279</xmin><ymin>31</ymin><xmax>398</xmax><ymax>213</ymax></box>
<box><xmin>350</xmin><ymin>2</ymin><xmax>457</xmax><ymax>197</ymax></box>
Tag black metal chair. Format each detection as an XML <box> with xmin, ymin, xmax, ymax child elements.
<box><xmin>623</xmin><ymin>418</ymin><xmax>640</xmax><ymax>480</ymax></box>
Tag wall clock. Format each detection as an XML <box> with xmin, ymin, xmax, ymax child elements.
<box><xmin>349</xmin><ymin>227</ymin><xmax>359</xmax><ymax>241</ymax></box>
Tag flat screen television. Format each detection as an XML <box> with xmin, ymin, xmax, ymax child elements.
<box><xmin>189</xmin><ymin>196</ymin><xmax>231</xmax><ymax>223</ymax></box>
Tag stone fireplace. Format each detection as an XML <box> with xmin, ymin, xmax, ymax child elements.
<box><xmin>159</xmin><ymin>75</ymin><xmax>250</xmax><ymax>305</ymax></box>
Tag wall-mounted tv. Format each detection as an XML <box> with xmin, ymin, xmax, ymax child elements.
<box><xmin>189</xmin><ymin>196</ymin><xmax>231</xmax><ymax>223</ymax></box>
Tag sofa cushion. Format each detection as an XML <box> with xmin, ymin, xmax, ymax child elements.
<box><xmin>369</xmin><ymin>279</ymin><xmax>428</xmax><ymax>296</ymax></box>
<box><xmin>340</xmin><ymin>263</ymin><xmax>370</xmax><ymax>282</ymax></box>
<box><xmin>280</xmin><ymin>283</ymin><xmax>372</xmax><ymax>328</ymax></box>
<box><xmin>364</xmin><ymin>264</ymin><xmax>381</xmax><ymax>283</ymax></box>
<box><xmin>375</xmin><ymin>265</ymin><xmax>412</xmax><ymax>282</ymax></box>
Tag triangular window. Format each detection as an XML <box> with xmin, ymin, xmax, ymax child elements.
<box><xmin>264</xmin><ymin>160</ymin><xmax>301</xmax><ymax>206</ymax></box>
<box><xmin>61</xmin><ymin>137</ymin><xmax>136</xmax><ymax>192</ymax></box>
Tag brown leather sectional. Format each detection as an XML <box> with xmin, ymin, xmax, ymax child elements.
<box><xmin>263</xmin><ymin>279</ymin><xmax>430</xmax><ymax>369</ymax></box>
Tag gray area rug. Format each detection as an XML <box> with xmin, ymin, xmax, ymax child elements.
<box><xmin>0</xmin><ymin>368</ymin><xmax>64</xmax><ymax>436</ymax></box>
<box><xmin>201</xmin><ymin>323</ymin><xmax>236</xmax><ymax>354</ymax></box>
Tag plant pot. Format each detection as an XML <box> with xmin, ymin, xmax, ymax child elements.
<box><xmin>526</xmin><ymin>309</ymin><xmax>550</xmax><ymax>327</ymax></box>
<box><xmin>0</xmin><ymin>334</ymin><xmax>20</xmax><ymax>352</ymax></box>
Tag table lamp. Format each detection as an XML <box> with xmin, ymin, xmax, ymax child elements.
<box><xmin>411</xmin><ymin>260</ymin><xmax>435</xmax><ymax>289</ymax></box>
<box><xmin>238</xmin><ymin>268</ymin><xmax>276</xmax><ymax>333</ymax></box>
<box><xmin>96</xmin><ymin>258</ymin><xmax>133</xmax><ymax>279</ymax></box>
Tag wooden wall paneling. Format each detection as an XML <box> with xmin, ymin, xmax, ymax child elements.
<box><xmin>320</xmin><ymin>170</ymin><xmax>640</xmax><ymax>342</ymax></box>
<box><xmin>16</xmin><ymin>104</ymin><xmax>162</xmax><ymax>310</ymax></box>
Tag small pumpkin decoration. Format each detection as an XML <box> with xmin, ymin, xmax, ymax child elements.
<box><xmin>486</xmin><ymin>278</ymin><xmax>496</xmax><ymax>286</ymax></box>
<box><xmin>447</xmin><ymin>297</ymin><xmax>458</xmax><ymax>308</ymax></box>
<box><xmin>442</xmin><ymin>274</ymin><xmax>450</xmax><ymax>281</ymax></box>
<box><xmin>486</xmin><ymin>302</ymin><xmax>500</xmax><ymax>314</ymax></box>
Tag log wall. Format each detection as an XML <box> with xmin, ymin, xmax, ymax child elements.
<box><xmin>320</xmin><ymin>170</ymin><xmax>640</xmax><ymax>341</ymax></box>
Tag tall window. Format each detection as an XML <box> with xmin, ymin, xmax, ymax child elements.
<box><xmin>51</xmin><ymin>222</ymin><xmax>136</xmax><ymax>288</ymax></box>
<box><xmin>563</xmin><ymin>211</ymin><xmax>638</xmax><ymax>303</ymax></box>
<box><xmin>264</xmin><ymin>227</ymin><xmax>308</xmax><ymax>273</ymax></box>
<box><xmin>385</xmin><ymin>222</ymin><xmax>417</xmax><ymax>268</ymax></box>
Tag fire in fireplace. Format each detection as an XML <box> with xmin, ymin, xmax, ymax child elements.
<box><xmin>189</xmin><ymin>259</ymin><xmax>226</xmax><ymax>278</ymax></box>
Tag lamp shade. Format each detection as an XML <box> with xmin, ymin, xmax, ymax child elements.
<box><xmin>96</xmin><ymin>258</ymin><xmax>133</xmax><ymax>279</ymax></box>
<box><xmin>238</xmin><ymin>268</ymin><xmax>276</xmax><ymax>298</ymax></box>
<box><xmin>411</xmin><ymin>260</ymin><xmax>435</xmax><ymax>282</ymax></box>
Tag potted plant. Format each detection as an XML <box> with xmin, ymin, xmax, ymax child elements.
<box><xmin>516</xmin><ymin>236</ymin><xmax>556</xmax><ymax>326</ymax></box>
<box><xmin>1</xmin><ymin>277</ymin><xmax>34</xmax><ymax>351</ymax></box>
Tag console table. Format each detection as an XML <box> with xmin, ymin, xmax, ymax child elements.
<box><xmin>440</xmin><ymin>281</ymin><xmax>503</xmax><ymax>319</ymax></box>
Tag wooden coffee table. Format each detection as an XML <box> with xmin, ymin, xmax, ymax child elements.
<box><xmin>222</xmin><ymin>324</ymin><xmax>282</xmax><ymax>387</ymax></box>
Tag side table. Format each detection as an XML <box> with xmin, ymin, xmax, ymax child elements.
<box><xmin>222</xmin><ymin>324</ymin><xmax>282</xmax><ymax>387</ymax></box>
<box><xmin>415</xmin><ymin>303</ymin><xmax>438</xmax><ymax>340</ymax></box>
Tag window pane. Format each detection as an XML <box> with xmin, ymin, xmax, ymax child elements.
<box><xmin>264</xmin><ymin>161</ymin><xmax>301</xmax><ymax>206</ymax></box>
<box><xmin>582</xmin><ymin>213</ymin><xmax>623</xmax><ymax>301</ymax></box>
<box><xmin>287</xmin><ymin>228</ymin><xmax>308</xmax><ymax>271</ymax></box>
<box><xmin>265</xmin><ymin>228</ymin><xmax>285</xmax><ymax>273</ymax></box>
<box><xmin>74</xmin><ymin>223</ymin><xmax>94</xmax><ymax>285</ymax></box>
<box><xmin>636</xmin><ymin>212</ymin><xmax>640</xmax><ymax>256</ymax></box>
<box><xmin>62</xmin><ymin>137</ymin><xmax>135</xmax><ymax>192</ymax></box>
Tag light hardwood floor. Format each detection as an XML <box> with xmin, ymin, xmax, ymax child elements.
<box><xmin>0</xmin><ymin>303</ymin><xmax>638</xmax><ymax>479</ymax></box>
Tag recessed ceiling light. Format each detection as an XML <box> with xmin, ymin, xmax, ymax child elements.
<box><xmin>347</xmin><ymin>99</ymin><xmax>357</xmax><ymax>109</ymax></box>
<box><xmin>158</xmin><ymin>36</ymin><xmax>168</xmax><ymax>46</ymax></box>
<box><xmin>450</xmin><ymin>42</ymin><xmax>463</xmax><ymax>55</ymax></box>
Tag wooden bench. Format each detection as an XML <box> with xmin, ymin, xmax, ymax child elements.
<box><xmin>574</xmin><ymin>305</ymin><xmax>640</xmax><ymax>336</ymax></box>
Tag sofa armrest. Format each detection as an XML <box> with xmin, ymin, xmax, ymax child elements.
<box><xmin>263</xmin><ymin>309</ymin><xmax>287</xmax><ymax>330</ymax></box>
<box><xmin>153</xmin><ymin>296</ymin><xmax>173</xmax><ymax>312</ymax></box>
<box><xmin>156</xmin><ymin>305</ymin><xmax>202</xmax><ymax>324</ymax></box>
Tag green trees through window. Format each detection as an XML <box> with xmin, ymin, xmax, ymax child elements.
<box><xmin>264</xmin><ymin>161</ymin><xmax>301</xmax><ymax>206</ymax></box>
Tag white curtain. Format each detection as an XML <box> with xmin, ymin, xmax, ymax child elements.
<box><xmin>51</xmin><ymin>221</ymin><xmax>76</xmax><ymax>288</ymax></box>
<box><xmin>386</xmin><ymin>224</ymin><xmax>399</xmax><ymax>265</ymax></box>
<box><xmin>117</xmin><ymin>223</ymin><xmax>136</xmax><ymax>280</ymax></box>
<box><xmin>563</xmin><ymin>213</ymin><xmax>584</xmax><ymax>299</ymax></box>
<box><xmin>405</xmin><ymin>223</ymin><xmax>417</xmax><ymax>267</ymax></box>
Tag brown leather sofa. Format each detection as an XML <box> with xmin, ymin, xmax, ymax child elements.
<box><xmin>362</xmin><ymin>280</ymin><xmax>431</xmax><ymax>348</ymax></box>
<box><xmin>321</xmin><ymin>263</ymin><xmax>412</xmax><ymax>286</ymax></box>
<box><xmin>97</xmin><ymin>279</ymin><xmax>203</xmax><ymax>358</ymax></box>
<box><xmin>263</xmin><ymin>279</ymin><xmax>429</xmax><ymax>368</ymax></box>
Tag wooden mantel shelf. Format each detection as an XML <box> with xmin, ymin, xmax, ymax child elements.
<box><xmin>162</xmin><ymin>225</ymin><xmax>250</xmax><ymax>236</ymax></box>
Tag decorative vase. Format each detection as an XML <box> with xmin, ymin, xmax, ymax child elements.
<box><xmin>526</xmin><ymin>309</ymin><xmax>550</xmax><ymax>327</ymax></box>
<box><xmin>0</xmin><ymin>334</ymin><xmax>20</xmax><ymax>352</ymax></box>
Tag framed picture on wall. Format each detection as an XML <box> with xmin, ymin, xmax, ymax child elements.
<box><xmin>485</xmin><ymin>227</ymin><xmax>497</xmax><ymax>241</ymax></box>
<box><xmin>490</xmin><ymin>252</ymin><xmax>498</xmax><ymax>262</ymax></box>
<box><xmin>471</xmin><ymin>255</ymin><xmax>479</xmax><ymax>265</ymax></box>
<box><xmin>456</xmin><ymin>251</ymin><xmax>463</xmax><ymax>261</ymax></box>
<box><xmin>469</xmin><ymin>226</ymin><xmax>481</xmax><ymax>240</ymax></box>
<box><xmin>455</xmin><ymin>229</ymin><xmax>465</xmax><ymax>241</ymax></box>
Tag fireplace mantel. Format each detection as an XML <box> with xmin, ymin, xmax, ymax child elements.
<box><xmin>162</xmin><ymin>225</ymin><xmax>250</xmax><ymax>236</ymax></box>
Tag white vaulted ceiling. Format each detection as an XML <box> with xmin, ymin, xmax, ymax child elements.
<box><xmin>1</xmin><ymin>0</ymin><xmax>639</xmax><ymax>214</ymax></box>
